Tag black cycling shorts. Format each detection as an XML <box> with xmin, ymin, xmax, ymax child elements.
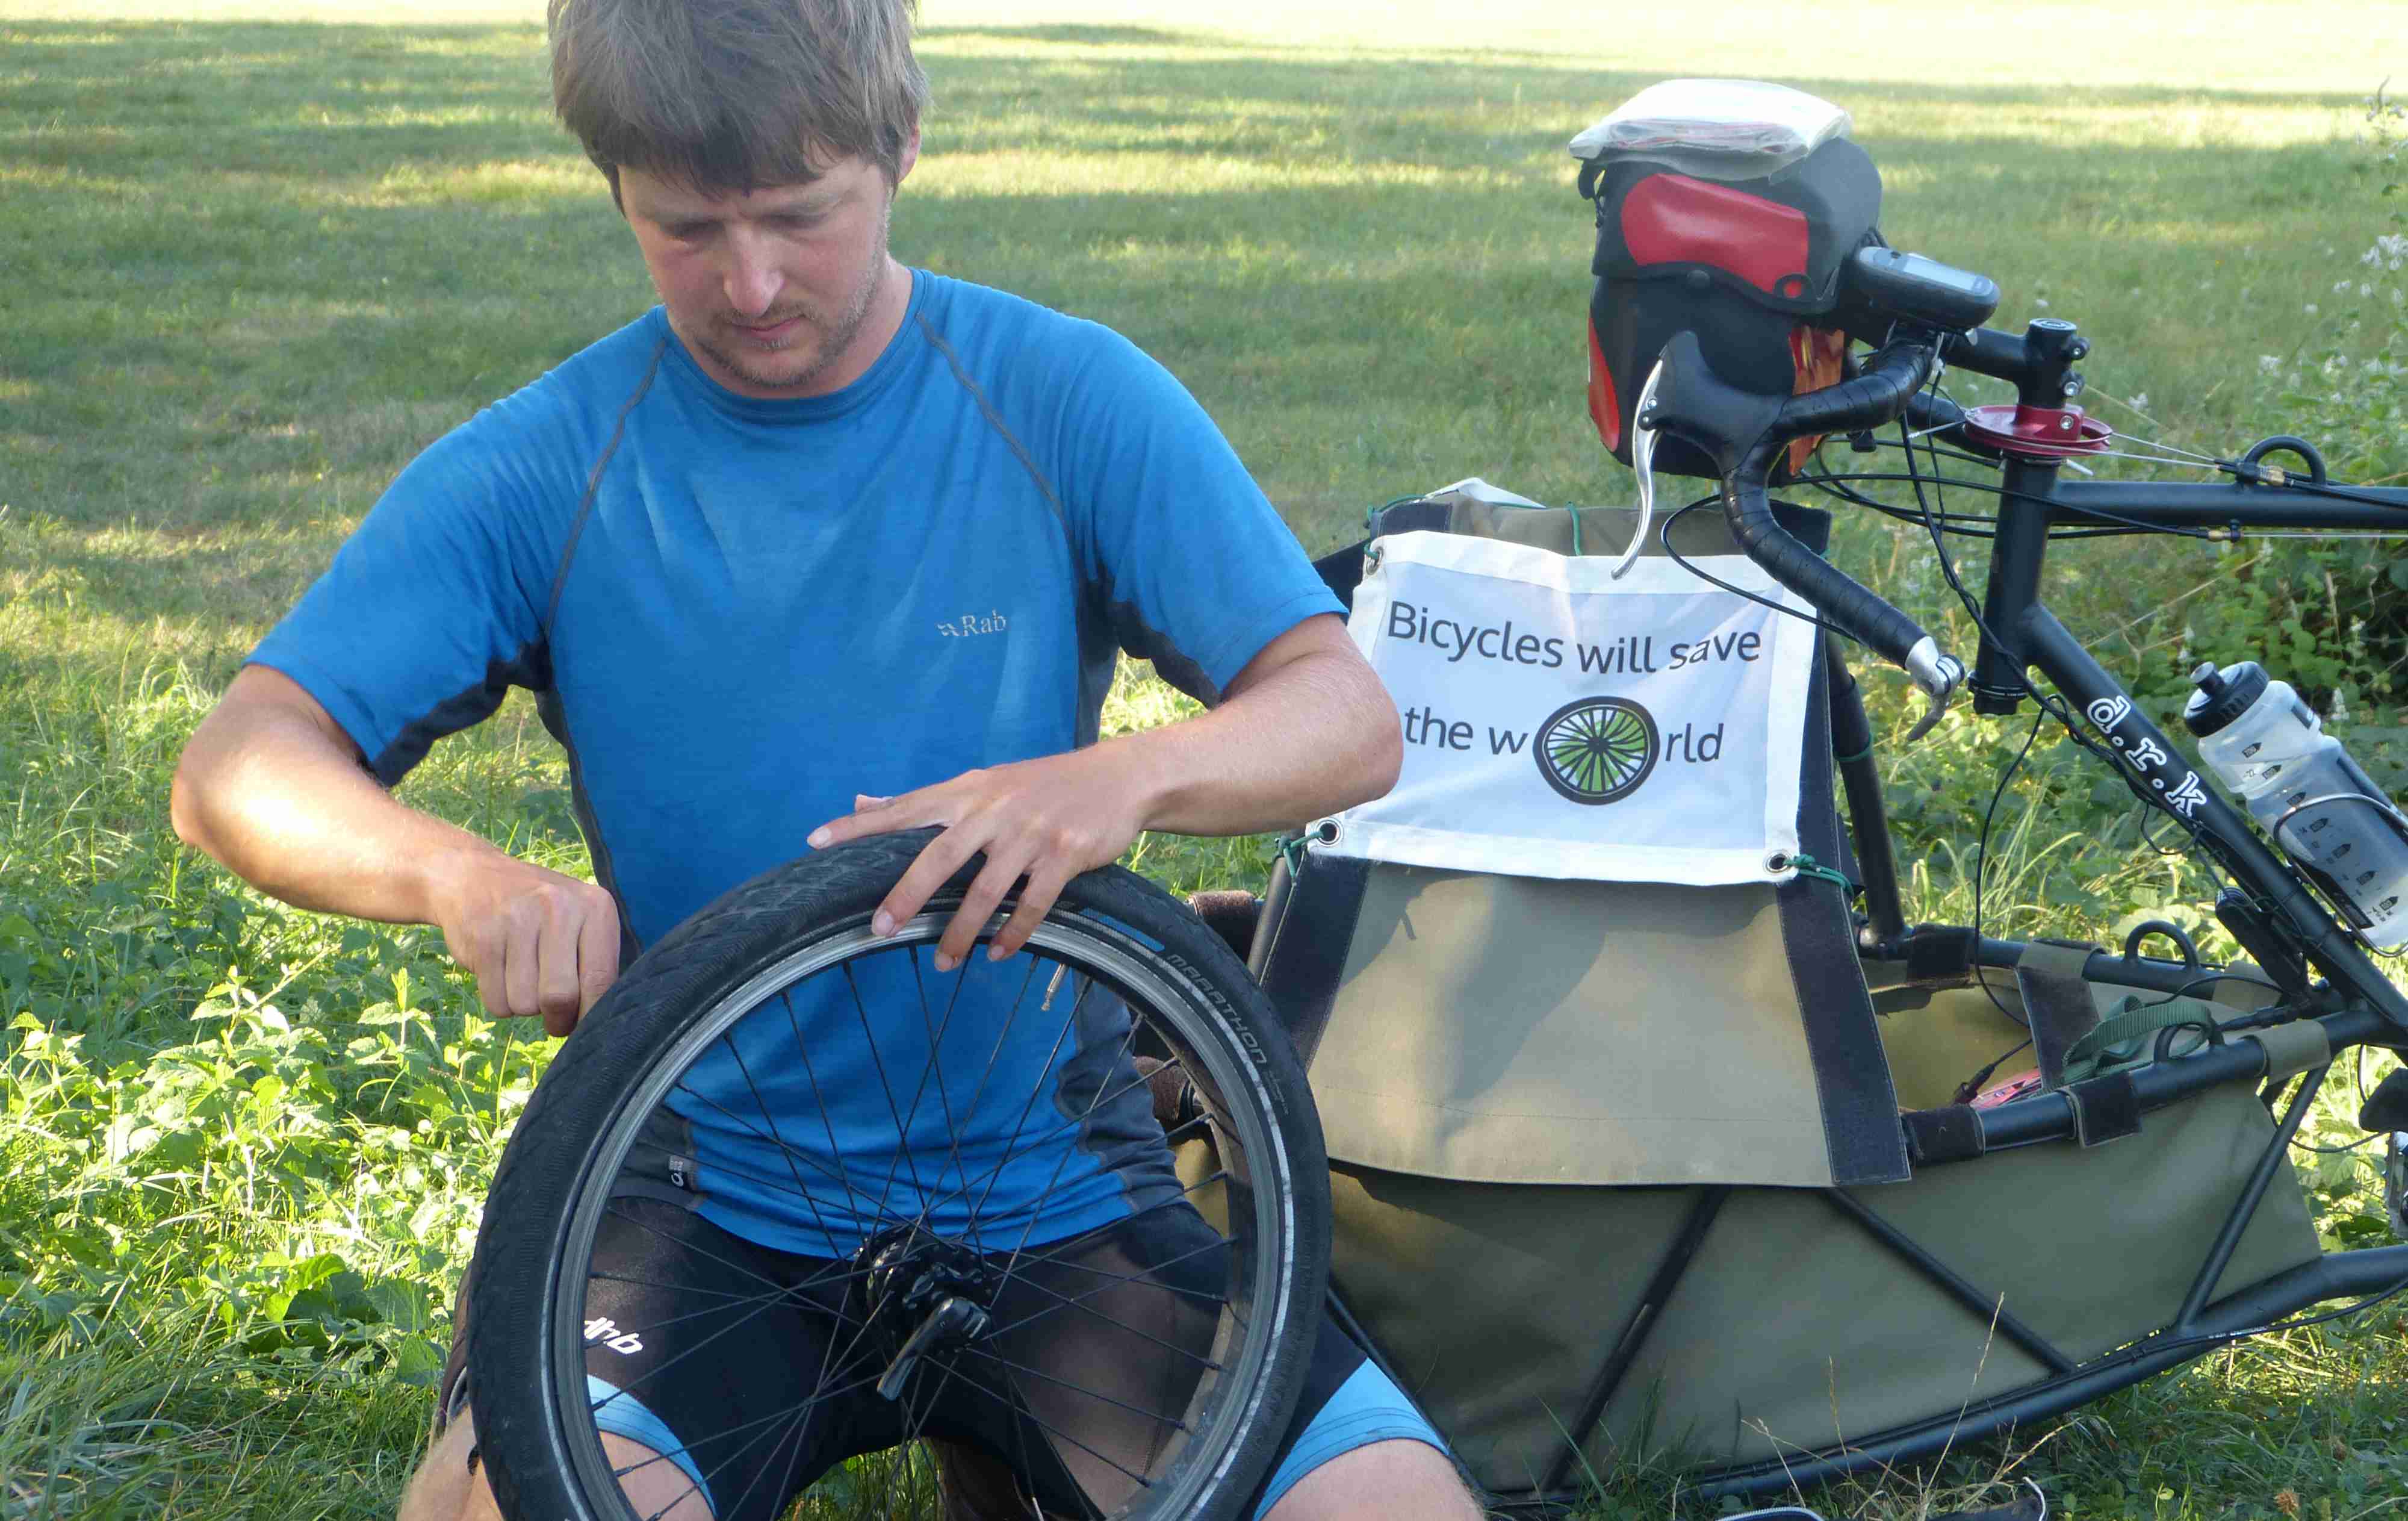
<box><xmin>438</xmin><ymin>1196</ymin><xmax>1413</xmax><ymax>1520</ymax></box>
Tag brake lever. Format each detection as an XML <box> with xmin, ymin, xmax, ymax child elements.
<box><xmin>1614</xmin><ymin>359</ymin><xmax>1667</xmax><ymax>580</ymax></box>
<box><xmin>1901</xmin><ymin>638</ymin><xmax>1966</xmax><ymax>743</ymax></box>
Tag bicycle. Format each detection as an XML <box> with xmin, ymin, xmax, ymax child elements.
<box><xmin>1597</xmin><ymin>238</ymin><xmax>2408</xmax><ymax>1495</ymax></box>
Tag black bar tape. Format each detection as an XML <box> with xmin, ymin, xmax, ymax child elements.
<box><xmin>1721</xmin><ymin>342</ymin><xmax>1941</xmax><ymax>667</ymax></box>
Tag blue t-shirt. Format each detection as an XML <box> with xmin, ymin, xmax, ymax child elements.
<box><xmin>252</xmin><ymin>272</ymin><xmax>1341</xmax><ymax>1254</ymax></box>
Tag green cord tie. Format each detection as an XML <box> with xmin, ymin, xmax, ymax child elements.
<box><xmin>1562</xmin><ymin>502</ymin><xmax>1583</xmax><ymax>557</ymax></box>
<box><xmin>1833</xmin><ymin>741</ymin><xmax>1875</xmax><ymax>765</ymax></box>
<box><xmin>1273</xmin><ymin>833</ymin><xmax>1310</xmax><ymax>877</ymax></box>
<box><xmin>1784</xmin><ymin>851</ymin><xmax>1857</xmax><ymax>893</ymax></box>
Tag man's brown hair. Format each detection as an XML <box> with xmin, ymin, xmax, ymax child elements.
<box><xmin>548</xmin><ymin>0</ymin><xmax>928</xmax><ymax>196</ymax></box>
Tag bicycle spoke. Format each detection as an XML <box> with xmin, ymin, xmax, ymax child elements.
<box><xmin>957</xmin><ymin>973</ymin><xmax>1097</xmax><ymax>1230</ymax></box>
<box><xmin>982</xmin><ymin>1006</ymin><xmax>1166</xmax><ymax>1302</ymax></box>
<box><xmin>593</xmin><ymin>1202</ymin><xmax>791</xmax><ymax>1298</ymax></box>
<box><xmin>905</xmin><ymin>947</ymin><xmax>974</xmax><ymax>1207</ymax></box>
<box><xmin>926</xmin><ymin>950</ymin><xmax>1043</xmax><ymax>1221</ymax></box>
<box><xmin>772</xmin><ymin>983</ymin><xmax>887</xmax><ymax>1231</ymax></box>
<box><xmin>887</xmin><ymin>1047</ymin><xmax>1211</xmax><ymax>1256</ymax></box>
<box><xmin>934</xmin><ymin>1359</ymin><xmax>1160</xmax><ymax>1493</ymax></box>
<box><xmin>586</xmin><ymin>1270</ymin><xmax>777</xmax><ymax>1305</ymax></box>
<box><xmin>621</xmin><ymin>1372</ymin><xmax>837</xmax><ymax>1521</ymax></box>
<box><xmin>838</xmin><ymin>956</ymin><xmax>937</xmax><ymax>1225</ymax></box>
<box><xmin>586</xmin><ymin>1268</ymin><xmax>798</xmax><ymax>1346</ymax></box>
<box><xmin>715</xmin><ymin>1025</ymin><xmax>875</xmax><ymax>1252</ymax></box>
<box><xmin>954</xmin><ymin>1343</ymin><xmax>1196</xmax><ymax>1432</ymax></box>
<box><xmin>979</xmin><ymin>1252</ymin><xmax>1230</xmax><ymax>1369</ymax></box>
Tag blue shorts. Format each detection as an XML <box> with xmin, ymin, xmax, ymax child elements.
<box><xmin>448</xmin><ymin>1196</ymin><xmax>1447</xmax><ymax>1519</ymax></box>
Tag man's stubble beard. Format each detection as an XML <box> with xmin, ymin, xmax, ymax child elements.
<box><xmin>693</xmin><ymin>197</ymin><xmax>893</xmax><ymax>396</ymax></box>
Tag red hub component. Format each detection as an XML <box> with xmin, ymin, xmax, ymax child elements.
<box><xmin>1962</xmin><ymin>402</ymin><xmax>2113</xmax><ymax>459</ymax></box>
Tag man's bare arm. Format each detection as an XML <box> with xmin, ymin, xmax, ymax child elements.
<box><xmin>171</xmin><ymin>665</ymin><xmax>619</xmax><ymax>1034</ymax></box>
<box><xmin>806</xmin><ymin>613</ymin><xmax>1401</xmax><ymax>967</ymax></box>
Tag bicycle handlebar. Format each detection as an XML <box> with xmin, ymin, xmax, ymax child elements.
<box><xmin>1645</xmin><ymin>331</ymin><xmax>1966</xmax><ymax>738</ymax></box>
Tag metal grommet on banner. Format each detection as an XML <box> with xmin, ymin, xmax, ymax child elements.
<box><xmin>1314</xmin><ymin>820</ymin><xmax>1341</xmax><ymax>847</ymax></box>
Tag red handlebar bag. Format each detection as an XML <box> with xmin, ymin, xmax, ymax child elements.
<box><xmin>1580</xmin><ymin>137</ymin><xmax>1882</xmax><ymax>481</ymax></box>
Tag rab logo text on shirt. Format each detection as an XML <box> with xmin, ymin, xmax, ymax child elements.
<box><xmin>938</xmin><ymin>610</ymin><xmax>1009</xmax><ymax>638</ymax></box>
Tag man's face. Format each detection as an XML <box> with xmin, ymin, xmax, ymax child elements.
<box><xmin>616</xmin><ymin>142</ymin><xmax>917</xmax><ymax>400</ymax></box>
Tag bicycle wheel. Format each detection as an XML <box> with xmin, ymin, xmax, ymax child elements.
<box><xmin>467</xmin><ymin>829</ymin><xmax>1329</xmax><ymax>1521</ymax></box>
<box><xmin>1534</xmin><ymin>696</ymin><xmax>1659</xmax><ymax>804</ymax></box>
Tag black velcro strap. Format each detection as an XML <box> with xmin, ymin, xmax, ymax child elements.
<box><xmin>2014</xmin><ymin>938</ymin><xmax>2102</xmax><ymax>1089</ymax></box>
<box><xmin>1902</xmin><ymin>923</ymin><xmax>1978</xmax><ymax>986</ymax></box>
<box><xmin>2066</xmin><ymin>1072</ymin><xmax>2143</xmax><ymax>1147</ymax></box>
<box><xmin>1901</xmin><ymin>1104</ymin><xmax>1986</xmax><ymax>1167</ymax></box>
<box><xmin>1255</xmin><ymin>849</ymin><xmax>1373</xmax><ymax>1066</ymax></box>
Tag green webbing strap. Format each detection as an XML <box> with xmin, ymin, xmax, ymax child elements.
<box><xmin>1786</xmin><ymin>851</ymin><xmax>1855</xmax><ymax>892</ymax></box>
<box><xmin>2059</xmin><ymin>994</ymin><xmax>2226</xmax><ymax>1084</ymax></box>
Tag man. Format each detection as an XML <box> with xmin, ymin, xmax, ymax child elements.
<box><xmin>170</xmin><ymin>2</ymin><xmax>1479</xmax><ymax>1519</ymax></box>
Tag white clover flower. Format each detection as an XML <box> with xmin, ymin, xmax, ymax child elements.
<box><xmin>2306</xmin><ymin>302</ymin><xmax>2320</xmax><ymax>314</ymax></box>
<box><xmin>2034</xmin><ymin>298</ymin><xmax>2050</xmax><ymax>309</ymax></box>
<box><xmin>2130</xmin><ymin>392</ymin><xmax>2149</xmax><ymax>411</ymax></box>
<box><xmin>2337</xmin><ymin>279</ymin><xmax>2356</xmax><ymax>293</ymax></box>
<box><xmin>2260</xmin><ymin>355</ymin><xmax>2283</xmax><ymax>373</ymax></box>
<box><xmin>2363</xmin><ymin>282</ymin><xmax>2377</xmax><ymax>297</ymax></box>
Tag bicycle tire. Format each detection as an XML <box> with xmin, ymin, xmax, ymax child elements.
<box><xmin>467</xmin><ymin>829</ymin><xmax>1329</xmax><ymax>1521</ymax></box>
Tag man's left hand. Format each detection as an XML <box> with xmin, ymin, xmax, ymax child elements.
<box><xmin>805</xmin><ymin>749</ymin><xmax>1150</xmax><ymax>971</ymax></box>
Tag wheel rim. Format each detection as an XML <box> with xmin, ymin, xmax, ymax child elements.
<box><xmin>541</xmin><ymin>908</ymin><xmax>1304</xmax><ymax>1521</ymax></box>
<box><xmin>1535</xmin><ymin>697</ymin><xmax>1659</xmax><ymax>804</ymax></box>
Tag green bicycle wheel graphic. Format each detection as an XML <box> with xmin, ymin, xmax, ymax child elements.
<box><xmin>1534</xmin><ymin>697</ymin><xmax>1660</xmax><ymax>804</ymax></box>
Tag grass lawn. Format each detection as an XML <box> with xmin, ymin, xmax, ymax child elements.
<box><xmin>2</xmin><ymin>3</ymin><xmax>2404</xmax><ymax>1517</ymax></box>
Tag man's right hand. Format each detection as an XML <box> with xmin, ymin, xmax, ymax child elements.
<box><xmin>173</xmin><ymin>664</ymin><xmax>623</xmax><ymax>1040</ymax></box>
<box><xmin>426</xmin><ymin>853</ymin><xmax>621</xmax><ymax>1036</ymax></box>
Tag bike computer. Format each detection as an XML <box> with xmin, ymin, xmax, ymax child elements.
<box><xmin>1846</xmin><ymin>246</ymin><xmax>2000</xmax><ymax>331</ymax></box>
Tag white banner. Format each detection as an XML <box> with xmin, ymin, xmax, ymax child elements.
<box><xmin>1315</xmin><ymin>527</ymin><xmax>1817</xmax><ymax>885</ymax></box>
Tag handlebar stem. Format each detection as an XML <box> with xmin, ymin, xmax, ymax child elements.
<box><xmin>1938</xmin><ymin>319</ymin><xmax>2091</xmax><ymax>410</ymax></box>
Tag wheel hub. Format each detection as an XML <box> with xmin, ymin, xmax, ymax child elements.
<box><xmin>854</xmin><ymin>1225</ymin><xmax>1002</xmax><ymax>1400</ymax></box>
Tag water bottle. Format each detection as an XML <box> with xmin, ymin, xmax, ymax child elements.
<box><xmin>2183</xmin><ymin>661</ymin><xmax>2408</xmax><ymax>951</ymax></box>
